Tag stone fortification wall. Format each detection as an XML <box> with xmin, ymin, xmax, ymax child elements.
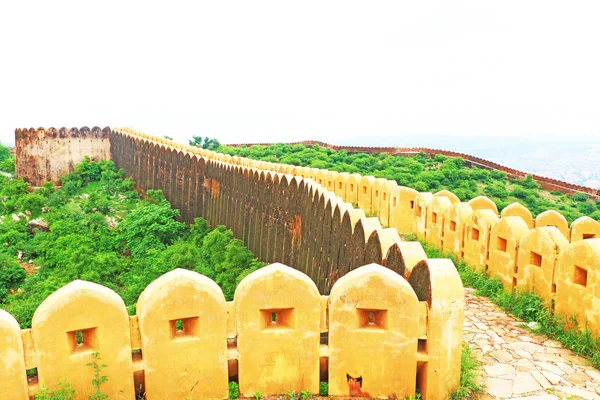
<box><xmin>0</xmin><ymin>263</ymin><xmax>463</xmax><ymax>400</ymax></box>
<box><xmin>15</xmin><ymin>126</ymin><xmax>111</xmax><ymax>186</ymax></box>
<box><xmin>227</xmin><ymin>140</ymin><xmax>600</xmax><ymax>199</ymax></box>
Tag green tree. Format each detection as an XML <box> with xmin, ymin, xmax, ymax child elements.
<box><xmin>189</xmin><ymin>136</ymin><xmax>221</xmax><ymax>150</ymax></box>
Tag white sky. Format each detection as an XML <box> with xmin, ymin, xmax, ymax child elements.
<box><xmin>1</xmin><ymin>1</ymin><xmax>599</xmax><ymax>145</ymax></box>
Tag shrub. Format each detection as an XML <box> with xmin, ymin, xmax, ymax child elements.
<box><xmin>572</xmin><ymin>192</ymin><xmax>589</xmax><ymax>202</ymax></box>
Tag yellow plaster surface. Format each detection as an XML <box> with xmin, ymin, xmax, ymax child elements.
<box><xmin>0</xmin><ymin>309</ymin><xmax>28</xmax><ymax>400</ymax></box>
<box><xmin>358</xmin><ymin>176</ymin><xmax>376</xmax><ymax>215</ymax></box>
<box><xmin>501</xmin><ymin>202</ymin><xmax>534</xmax><ymax>229</ymax></box>
<box><xmin>442</xmin><ymin>203</ymin><xmax>474</xmax><ymax>257</ymax></box>
<box><xmin>516</xmin><ymin>227</ymin><xmax>569</xmax><ymax>301</ymax></box>
<box><xmin>413</xmin><ymin>192</ymin><xmax>434</xmax><ymax>241</ymax></box>
<box><xmin>377</xmin><ymin>180</ymin><xmax>398</xmax><ymax>228</ymax></box>
<box><xmin>426</xmin><ymin>196</ymin><xmax>452</xmax><ymax>249</ymax></box>
<box><xmin>468</xmin><ymin>196</ymin><xmax>498</xmax><ymax>214</ymax></box>
<box><xmin>136</xmin><ymin>269</ymin><xmax>229</xmax><ymax>399</ymax></box>
<box><xmin>234</xmin><ymin>263</ymin><xmax>321</xmax><ymax>396</ymax></box>
<box><xmin>434</xmin><ymin>189</ymin><xmax>460</xmax><ymax>204</ymax></box>
<box><xmin>463</xmin><ymin>209</ymin><xmax>499</xmax><ymax>272</ymax></box>
<box><xmin>488</xmin><ymin>216</ymin><xmax>530</xmax><ymax>290</ymax></box>
<box><xmin>334</xmin><ymin>172</ymin><xmax>350</xmax><ymax>198</ymax></box>
<box><xmin>31</xmin><ymin>281</ymin><xmax>134</xmax><ymax>399</ymax></box>
<box><xmin>535</xmin><ymin>210</ymin><xmax>570</xmax><ymax>240</ymax></box>
<box><xmin>555</xmin><ymin>239</ymin><xmax>600</xmax><ymax>337</ymax></box>
<box><xmin>408</xmin><ymin>259</ymin><xmax>464</xmax><ymax>400</ymax></box>
<box><xmin>570</xmin><ymin>216</ymin><xmax>600</xmax><ymax>242</ymax></box>
<box><xmin>398</xmin><ymin>242</ymin><xmax>428</xmax><ymax>278</ymax></box>
<box><xmin>328</xmin><ymin>264</ymin><xmax>419</xmax><ymax>399</ymax></box>
<box><xmin>389</xmin><ymin>186</ymin><xmax>418</xmax><ymax>234</ymax></box>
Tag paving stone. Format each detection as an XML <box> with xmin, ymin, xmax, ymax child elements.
<box><xmin>508</xmin><ymin>396</ymin><xmax>558</xmax><ymax>400</ymax></box>
<box><xmin>556</xmin><ymin>361</ymin><xmax>576</xmax><ymax>375</ymax></box>
<box><xmin>514</xmin><ymin>359</ymin><xmax>536</xmax><ymax>371</ymax></box>
<box><xmin>490</xmin><ymin>349</ymin><xmax>514</xmax><ymax>363</ymax></box>
<box><xmin>540</xmin><ymin>370</ymin><xmax>563</xmax><ymax>385</ymax></box>
<box><xmin>586</xmin><ymin>369</ymin><xmax>600</xmax><ymax>382</ymax></box>
<box><xmin>529</xmin><ymin>369</ymin><xmax>552</xmax><ymax>389</ymax></box>
<box><xmin>486</xmin><ymin>377</ymin><xmax>513</xmax><ymax>398</ymax></box>
<box><xmin>475</xmin><ymin>322</ymin><xmax>489</xmax><ymax>330</ymax></box>
<box><xmin>533</xmin><ymin>353</ymin><xmax>566</xmax><ymax>364</ymax></box>
<box><xmin>535</xmin><ymin>362</ymin><xmax>565</xmax><ymax>376</ymax></box>
<box><xmin>508</xmin><ymin>342</ymin><xmax>546</xmax><ymax>353</ymax></box>
<box><xmin>567</xmin><ymin>372</ymin><xmax>591</xmax><ymax>386</ymax></box>
<box><xmin>554</xmin><ymin>386</ymin><xmax>600</xmax><ymax>400</ymax></box>
<box><xmin>512</xmin><ymin>371</ymin><xmax>543</xmax><ymax>394</ymax></box>
<box><xmin>516</xmin><ymin>349</ymin><xmax>534</xmax><ymax>360</ymax></box>
<box><xmin>485</xmin><ymin>363</ymin><xmax>516</xmax><ymax>377</ymax></box>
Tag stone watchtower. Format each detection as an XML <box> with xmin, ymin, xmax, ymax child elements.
<box><xmin>15</xmin><ymin>126</ymin><xmax>111</xmax><ymax>186</ymax></box>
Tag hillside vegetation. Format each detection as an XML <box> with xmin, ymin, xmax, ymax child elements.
<box><xmin>0</xmin><ymin>147</ymin><xmax>263</xmax><ymax>328</ymax></box>
<box><xmin>218</xmin><ymin>143</ymin><xmax>600</xmax><ymax>223</ymax></box>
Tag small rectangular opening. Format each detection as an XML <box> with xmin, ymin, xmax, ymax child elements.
<box><xmin>318</xmin><ymin>179</ymin><xmax>322</xmax><ymax>184</ymax></box>
<box><xmin>350</xmin><ymin>184</ymin><xmax>354</xmax><ymax>191</ymax></box>
<box><xmin>512</xmin><ymin>277</ymin><xmax>517</xmax><ymax>288</ymax></box>
<box><xmin>338</xmin><ymin>182</ymin><xmax>343</xmax><ymax>189</ymax></box>
<box><xmin>26</xmin><ymin>368</ymin><xmax>38</xmax><ymax>388</ymax></box>
<box><xmin>417</xmin><ymin>339</ymin><xmax>427</xmax><ymax>353</ymax></box>
<box><xmin>67</xmin><ymin>327</ymin><xmax>97</xmax><ymax>354</ymax></box>
<box><xmin>392</xmin><ymin>197</ymin><xmax>397</xmax><ymax>207</ymax></box>
<box><xmin>328</xmin><ymin>181</ymin><xmax>331</xmax><ymax>187</ymax></box>
<box><xmin>574</xmin><ymin>266</ymin><xmax>588</xmax><ymax>287</ymax></box>
<box><xmin>261</xmin><ymin>308</ymin><xmax>296</xmax><ymax>330</ymax></box>
<box><xmin>552</xmin><ymin>283</ymin><xmax>557</xmax><ymax>293</ymax></box>
<box><xmin>375</xmin><ymin>190</ymin><xmax>379</xmax><ymax>198</ymax></box>
<box><xmin>583</xmin><ymin>233</ymin><xmax>596</xmax><ymax>240</ymax></box>
<box><xmin>410</xmin><ymin>200</ymin><xmax>415</xmax><ymax>209</ymax></box>
<box><xmin>497</xmin><ymin>237</ymin><xmax>507</xmax><ymax>252</ymax></box>
<box><xmin>472</xmin><ymin>228</ymin><xmax>480</xmax><ymax>241</ymax></box>
<box><xmin>169</xmin><ymin>316</ymin><xmax>199</xmax><ymax>340</ymax></box>
<box><xmin>383</xmin><ymin>193</ymin><xmax>387</xmax><ymax>201</ymax></box>
<box><xmin>415</xmin><ymin>205</ymin><xmax>422</xmax><ymax>217</ymax></box>
<box><xmin>450</xmin><ymin>220</ymin><xmax>457</xmax><ymax>232</ymax></box>
<box><xmin>530</xmin><ymin>252</ymin><xmax>542</xmax><ymax>267</ymax></box>
<box><xmin>357</xmin><ymin>308</ymin><xmax>388</xmax><ymax>330</ymax></box>
<box><xmin>362</xmin><ymin>186</ymin><xmax>367</xmax><ymax>195</ymax></box>
<box><xmin>132</xmin><ymin>349</ymin><xmax>143</xmax><ymax>363</ymax></box>
<box><xmin>431</xmin><ymin>212</ymin><xmax>438</xmax><ymax>224</ymax></box>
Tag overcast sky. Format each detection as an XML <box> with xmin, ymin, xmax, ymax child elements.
<box><xmin>1</xmin><ymin>1</ymin><xmax>599</xmax><ymax>145</ymax></box>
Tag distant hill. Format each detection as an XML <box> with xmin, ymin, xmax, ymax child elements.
<box><xmin>329</xmin><ymin>135</ymin><xmax>600</xmax><ymax>189</ymax></box>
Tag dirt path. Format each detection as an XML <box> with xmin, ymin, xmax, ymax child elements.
<box><xmin>464</xmin><ymin>288</ymin><xmax>600</xmax><ymax>399</ymax></box>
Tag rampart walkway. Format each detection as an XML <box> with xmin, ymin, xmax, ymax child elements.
<box><xmin>464</xmin><ymin>288</ymin><xmax>600</xmax><ymax>400</ymax></box>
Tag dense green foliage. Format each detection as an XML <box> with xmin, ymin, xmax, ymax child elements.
<box><xmin>0</xmin><ymin>157</ymin><xmax>263</xmax><ymax>327</ymax></box>
<box><xmin>0</xmin><ymin>144</ymin><xmax>15</xmax><ymax>174</ymax></box>
<box><xmin>189</xmin><ymin>135</ymin><xmax>221</xmax><ymax>150</ymax></box>
<box><xmin>218</xmin><ymin>143</ymin><xmax>600</xmax><ymax>223</ymax></box>
<box><xmin>410</xmin><ymin>235</ymin><xmax>600</xmax><ymax>369</ymax></box>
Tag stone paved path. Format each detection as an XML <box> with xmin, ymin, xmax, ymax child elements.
<box><xmin>464</xmin><ymin>288</ymin><xmax>600</xmax><ymax>400</ymax></box>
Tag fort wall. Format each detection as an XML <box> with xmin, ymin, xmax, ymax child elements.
<box><xmin>15</xmin><ymin>127</ymin><xmax>111</xmax><ymax>187</ymax></box>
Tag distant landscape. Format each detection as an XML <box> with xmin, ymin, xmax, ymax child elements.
<box><xmin>329</xmin><ymin>135</ymin><xmax>600</xmax><ymax>190</ymax></box>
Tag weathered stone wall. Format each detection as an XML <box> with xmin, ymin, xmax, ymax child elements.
<box><xmin>0</xmin><ymin>263</ymin><xmax>464</xmax><ymax>400</ymax></box>
<box><xmin>109</xmin><ymin>129</ymin><xmax>436</xmax><ymax>295</ymax></box>
<box><xmin>15</xmin><ymin>127</ymin><xmax>111</xmax><ymax>186</ymax></box>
